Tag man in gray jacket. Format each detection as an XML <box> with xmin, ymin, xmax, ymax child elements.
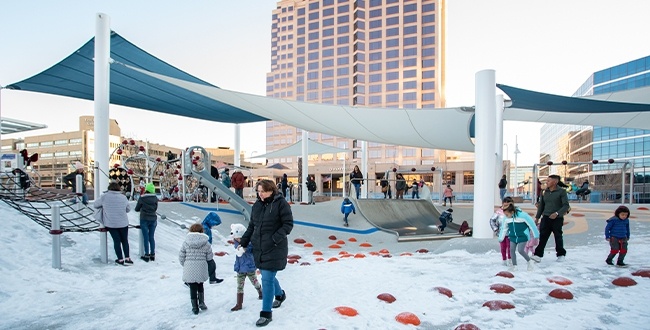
<box><xmin>531</xmin><ymin>175</ymin><xmax>570</xmax><ymax>263</ymax></box>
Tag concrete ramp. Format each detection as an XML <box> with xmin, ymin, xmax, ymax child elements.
<box><xmin>355</xmin><ymin>199</ymin><xmax>460</xmax><ymax>241</ymax></box>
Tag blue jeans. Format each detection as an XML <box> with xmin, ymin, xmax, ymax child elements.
<box><xmin>260</xmin><ymin>269</ymin><xmax>282</xmax><ymax>312</ymax></box>
<box><xmin>344</xmin><ymin>212</ymin><xmax>351</xmax><ymax>223</ymax></box>
<box><xmin>499</xmin><ymin>188</ymin><xmax>506</xmax><ymax>200</ymax></box>
<box><xmin>412</xmin><ymin>190</ymin><xmax>419</xmax><ymax>199</ymax></box>
<box><xmin>353</xmin><ymin>183</ymin><xmax>361</xmax><ymax>199</ymax></box>
<box><xmin>141</xmin><ymin>220</ymin><xmax>157</xmax><ymax>254</ymax></box>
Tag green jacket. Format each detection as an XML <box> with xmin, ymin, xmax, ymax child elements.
<box><xmin>535</xmin><ymin>187</ymin><xmax>570</xmax><ymax>219</ymax></box>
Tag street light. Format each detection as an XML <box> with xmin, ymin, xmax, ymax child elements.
<box><xmin>514</xmin><ymin>136</ymin><xmax>521</xmax><ymax>197</ymax></box>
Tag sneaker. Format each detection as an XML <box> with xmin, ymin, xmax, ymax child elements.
<box><xmin>140</xmin><ymin>255</ymin><xmax>150</xmax><ymax>262</ymax></box>
<box><xmin>115</xmin><ymin>259</ymin><xmax>125</xmax><ymax>266</ymax></box>
<box><xmin>149</xmin><ymin>254</ymin><xmax>155</xmax><ymax>261</ymax></box>
<box><xmin>210</xmin><ymin>278</ymin><xmax>224</xmax><ymax>284</ymax></box>
<box><xmin>343</xmin><ymin>223</ymin><xmax>349</xmax><ymax>227</ymax></box>
<box><xmin>508</xmin><ymin>265</ymin><xmax>518</xmax><ymax>272</ymax></box>
<box><xmin>124</xmin><ymin>259</ymin><xmax>133</xmax><ymax>266</ymax></box>
<box><xmin>527</xmin><ymin>260</ymin><xmax>535</xmax><ymax>271</ymax></box>
<box><xmin>502</xmin><ymin>260</ymin><xmax>508</xmax><ymax>266</ymax></box>
<box><xmin>256</xmin><ymin>316</ymin><xmax>272</xmax><ymax>327</ymax></box>
<box><xmin>530</xmin><ymin>255</ymin><xmax>541</xmax><ymax>263</ymax></box>
<box><xmin>556</xmin><ymin>256</ymin><xmax>566</xmax><ymax>262</ymax></box>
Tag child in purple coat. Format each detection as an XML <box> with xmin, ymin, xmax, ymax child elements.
<box><xmin>605</xmin><ymin>205</ymin><xmax>631</xmax><ymax>267</ymax></box>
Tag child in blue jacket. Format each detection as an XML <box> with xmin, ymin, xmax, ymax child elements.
<box><xmin>341</xmin><ymin>197</ymin><xmax>356</xmax><ymax>227</ymax></box>
<box><xmin>231</xmin><ymin>223</ymin><xmax>263</xmax><ymax>311</ymax></box>
<box><xmin>605</xmin><ymin>205</ymin><xmax>631</xmax><ymax>267</ymax></box>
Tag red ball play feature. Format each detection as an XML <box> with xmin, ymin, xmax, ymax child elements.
<box><xmin>433</xmin><ymin>287</ymin><xmax>453</xmax><ymax>298</ymax></box>
<box><xmin>482</xmin><ymin>300</ymin><xmax>515</xmax><ymax>311</ymax></box>
<box><xmin>214</xmin><ymin>251</ymin><xmax>228</xmax><ymax>257</ymax></box>
<box><xmin>548</xmin><ymin>288</ymin><xmax>574</xmax><ymax>300</ymax></box>
<box><xmin>490</xmin><ymin>284</ymin><xmax>515</xmax><ymax>294</ymax></box>
<box><xmin>496</xmin><ymin>271</ymin><xmax>514</xmax><ymax>278</ymax></box>
<box><xmin>547</xmin><ymin>276</ymin><xmax>573</xmax><ymax>286</ymax></box>
<box><xmin>395</xmin><ymin>312</ymin><xmax>421</xmax><ymax>326</ymax></box>
<box><xmin>455</xmin><ymin>324</ymin><xmax>481</xmax><ymax>330</ymax></box>
<box><xmin>328</xmin><ymin>235</ymin><xmax>337</xmax><ymax>240</ymax></box>
<box><xmin>329</xmin><ymin>244</ymin><xmax>342</xmax><ymax>249</ymax></box>
<box><xmin>416</xmin><ymin>248</ymin><xmax>429</xmax><ymax>253</ymax></box>
<box><xmin>293</xmin><ymin>238</ymin><xmax>306</xmax><ymax>244</ymax></box>
<box><xmin>377</xmin><ymin>293</ymin><xmax>396</xmax><ymax>303</ymax></box>
<box><xmin>631</xmin><ymin>269</ymin><xmax>650</xmax><ymax>278</ymax></box>
<box><xmin>612</xmin><ymin>277</ymin><xmax>637</xmax><ymax>287</ymax></box>
<box><xmin>315</xmin><ymin>257</ymin><xmax>324</xmax><ymax>262</ymax></box>
<box><xmin>139</xmin><ymin>146</ymin><xmax>145</xmax><ymax>152</ymax></box>
<box><xmin>127</xmin><ymin>169</ymin><xmax>134</xmax><ymax>175</ymax></box>
<box><xmin>113</xmin><ymin>163</ymin><xmax>120</xmax><ymax>168</ymax></box>
<box><xmin>287</xmin><ymin>254</ymin><xmax>301</xmax><ymax>260</ymax></box>
<box><xmin>334</xmin><ymin>306</ymin><xmax>358</xmax><ymax>317</ymax></box>
<box><xmin>359</xmin><ymin>242</ymin><xmax>373</xmax><ymax>247</ymax></box>
<box><xmin>116</xmin><ymin>149</ymin><xmax>123</xmax><ymax>155</ymax></box>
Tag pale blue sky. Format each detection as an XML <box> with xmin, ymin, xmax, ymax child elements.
<box><xmin>1</xmin><ymin>0</ymin><xmax>650</xmax><ymax>165</ymax></box>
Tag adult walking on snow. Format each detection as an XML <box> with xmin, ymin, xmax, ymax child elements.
<box><xmin>231</xmin><ymin>169</ymin><xmax>246</xmax><ymax>199</ymax></box>
<box><xmin>94</xmin><ymin>182</ymin><xmax>132</xmax><ymax>265</ymax></box>
<box><xmin>239</xmin><ymin>179</ymin><xmax>294</xmax><ymax>327</ymax></box>
<box><xmin>135</xmin><ymin>182</ymin><xmax>158</xmax><ymax>262</ymax></box>
<box><xmin>531</xmin><ymin>175</ymin><xmax>570</xmax><ymax>264</ymax></box>
<box><xmin>498</xmin><ymin>175</ymin><xmax>507</xmax><ymax>200</ymax></box>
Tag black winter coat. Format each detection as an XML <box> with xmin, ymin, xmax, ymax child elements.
<box><xmin>135</xmin><ymin>194</ymin><xmax>158</xmax><ymax>221</ymax></box>
<box><xmin>240</xmin><ymin>192</ymin><xmax>293</xmax><ymax>271</ymax></box>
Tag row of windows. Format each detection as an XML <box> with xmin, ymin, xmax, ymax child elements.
<box><xmin>594</xmin><ymin>72</ymin><xmax>650</xmax><ymax>95</ymax></box>
<box><xmin>593</xmin><ymin>127</ymin><xmax>650</xmax><ymax>141</ymax></box>
<box><xmin>25</xmin><ymin>139</ymin><xmax>82</xmax><ymax>148</ymax></box>
<box><xmin>39</xmin><ymin>151</ymin><xmax>83</xmax><ymax>158</ymax></box>
<box><xmin>594</xmin><ymin>55</ymin><xmax>650</xmax><ymax>85</ymax></box>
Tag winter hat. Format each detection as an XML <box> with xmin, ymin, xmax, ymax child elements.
<box><xmin>447</xmin><ymin>208</ymin><xmax>453</xmax><ymax>213</ymax></box>
<box><xmin>230</xmin><ymin>223</ymin><xmax>247</xmax><ymax>239</ymax></box>
<box><xmin>145</xmin><ymin>182</ymin><xmax>155</xmax><ymax>194</ymax></box>
<box><xmin>74</xmin><ymin>161</ymin><xmax>84</xmax><ymax>170</ymax></box>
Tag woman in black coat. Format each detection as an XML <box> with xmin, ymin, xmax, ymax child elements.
<box><xmin>239</xmin><ymin>179</ymin><xmax>293</xmax><ymax>327</ymax></box>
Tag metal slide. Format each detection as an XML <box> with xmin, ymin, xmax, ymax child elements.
<box><xmin>184</xmin><ymin>147</ymin><xmax>252</xmax><ymax>222</ymax></box>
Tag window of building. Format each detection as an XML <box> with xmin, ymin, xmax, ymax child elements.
<box><xmin>369</xmin><ymin>30</ymin><xmax>382</xmax><ymax>39</ymax></box>
<box><xmin>444</xmin><ymin>172</ymin><xmax>456</xmax><ymax>185</ymax></box>
<box><xmin>369</xmin><ymin>51</ymin><xmax>382</xmax><ymax>61</ymax></box>
<box><xmin>386</xmin><ymin>93</ymin><xmax>398</xmax><ymax>103</ymax></box>
<box><xmin>369</xmin><ymin>8</ymin><xmax>382</xmax><ymax>18</ymax></box>
<box><xmin>369</xmin><ymin>95</ymin><xmax>381</xmax><ymax>104</ymax></box>
<box><xmin>323</xmin><ymin>69</ymin><xmax>334</xmax><ymax>77</ymax></box>
<box><xmin>54</xmin><ymin>139</ymin><xmax>68</xmax><ymax>145</ymax></box>
<box><xmin>369</xmin><ymin>150</ymin><xmax>381</xmax><ymax>159</ymax></box>
<box><xmin>307</xmin><ymin>71</ymin><xmax>319</xmax><ymax>79</ymax></box>
<box><xmin>386</xmin><ymin>60</ymin><xmax>399</xmax><ymax>69</ymax></box>
<box><xmin>338</xmin><ymin>25</ymin><xmax>349</xmax><ymax>34</ymax></box>
<box><xmin>337</xmin><ymin>46</ymin><xmax>349</xmax><ymax>55</ymax></box>
<box><xmin>323</xmin><ymin>18</ymin><xmax>334</xmax><ymax>26</ymax></box>
<box><xmin>338</xmin><ymin>15</ymin><xmax>349</xmax><ymax>24</ymax></box>
<box><xmin>422</xmin><ymin>47</ymin><xmax>435</xmax><ymax>57</ymax></box>
<box><xmin>423</xmin><ymin>14</ymin><xmax>435</xmax><ymax>23</ymax></box>
<box><xmin>386</xmin><ymin>82</ymin><xmax>399</xmax><ymax>91</ymax></box>
<box><xmin>307</xmin><ymin>82</ymin><xmax>319</xmax><ymax>90</ymax></box>
<box><xmin>422</xmin><ymin>81</ymin><xmax>435</xmax><ymax>90</ymax></box>
<box><xmin>386</xmin><ymin>72</ymin><xmax>399</xmax><ymax>80</ymax></box>
<box><xmin>403</xmin><ymin>58</ymin><xmax>416</xmax><ymax>67</ymax></box>
<box><xmin>386</xmin><ymin>49</ymin><xmax>399</xmax><ymax>58</ymax></box>
<box><xmin>337</xmin><ymin>88</ymin><xmax>349</xmax><ymax>97</ymax></box>
<box><xmin>386</xmin><ymin>16</ymin><xmax>399</xmax><ymax>26</ymax></box>
<box><xmin>309</xmin><ymin>12</ymin><xmax>319</xmax><ymax>20</ymax></box>
<box><xmin>308</xmin><ymin>52</ymin><xmax>319</xmax><ymax>61</ymax></box>
<box><xmin>386</xmin><ymin>27</ymin><xmax>399</xmax><ymax>37</ymax></box>
<box><xmin>404</xmin><ymin>14</ymin><xmax>417</xmax><ymax>24</ymax></box>
<box><xmin>369</xmin><ymin>41</ymin><xmax>382</xmax><ymax>50</ymax></box>
<box><xmin>369</xmin><ymin>84</ymin><xmax>382</xmax><ymax>93</ymax></box>
<box><xmin>27</xmin><ymin>142</ymin><xmax>39</xmax><ymax>148</ymax></box>
<box><xmin>322</xmin><ymin>38</ymin><xmax>334</xmax><ymax>47</ymax></box>
<box><xmin>403</xmin><ymin>70</ymin><xmax>417</xmax><ymax>78</ymax></box>
<box><xmin>422</xmin><ymin>3</ymin><xmax>435</xmax><ymax>12</ymax></box>
<box><xmin>423</xmin><ymin>25</ymin><xmax>435</xmax><ymax>34</ymax></box>
<box><xmin>422</xmin><ymin>36</ymin><xmax>435</xmax><ymax>46</ymax></box>
<box><xmin>403</xmin><ymin>81</ymin><xmax>417</xmax><ymax>89</ymax></box>
<box><xmin>463</xmin><ymin>171</ymin><xmax>475</xmax><ymax>185</ymax></box>
<box><xmin>423</xmin><ymin>70</ymin><xmax>435</xmax><ymax>79</ymax></box>
<box><xmin>369</xmin><ymin>19</ymin><xmax>382</xmax><ymax>29</ymax></box>
<box><xmin>309</xmin><ymin>22</ymin><xmax>319</xmax><ymax>30</ymax></box>
<box><xmin>386</xmin><ymin>38</ymin><xmax>399</xmax><ymax>47</ymax></box>
<box><xmin>307</xmin><ymin>91</ymin><xmax>319</xmax><ymax>101</ymax></box>
<box><xmin>385</xmin><ymin>148</ymin><xmax>397</xmax><ymax>158</ymax></box>
<box><xmin>323</xmin><ymin>28</ymin><xmax>334</xmax><ymax>37</ymax></box>
<box><xmin>323</xmin><ymin>48</ymin><xmax>334</xmax><ymax>57</ymax></box>
<box><xmin>337</xmin><ymin>36</ymin><xmax>349</xmax><ymax>44</ymax></box>
<box><xmin>403</xmin><ymin>148</ymin><xmax>416</xmax><ymax>157</ymax></box>
<box><xmin>322</xmin><ymin>90</ymin><xmax>334</xmax><ymax>99</ymax></box>
<box><xmin>297</xmin><ymin>85</ymin><xmax>304</xmax><ymax>93</ymax></box>
<box><xmin>403</xmin><ymin>92</ymin><xmax>417</xmax><ymax>101</ymax></box>
<box><xmin>369</xmin><ymin>73</ymin><xmax>382</xmax><ymax>82</ymax></box>
<box><xmin>338</xmin><ymin>4</ymin><xmax>349</xmax><ymax>13</ymax></box>
<box><xmin>309</xmin><ymin>2</ymin><xmax>319</xmax><ymax>10</ymax></box>
<box><xmin>308</xmin><ymin>41</ymin><xmax>319</xmax><ymax>50</ymax></box>
<box><xmin>404</xmin><ymin>37</ymin><xmax>417</xmax><ymax>46</ymax></box>
<box><xmin>308</xmin><ymin>62</ymin><xmax>319</xmax><ymax>70</ymax></box>
<box><xmin>369</xmin><ymin>63</ymin><xmax>382</xmax><ymax>72</ymax></box>
<box><xmin>353</xmin><ymin>96</ymin><xmax>365</xmax><ymax>105</ymax></box>
<box><xmin>337</xmin><ymin>67</ymin><xmax>349</xmax><ymax>75</ymax></box>
<box><xmin>403</xmin><ymin>25</ymin><xmax>417</xmax><ymax>35</ymax></box>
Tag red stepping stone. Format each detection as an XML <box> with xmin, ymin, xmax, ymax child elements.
<box><xmin>348</xmin><ymin>237</ymin><xmax>358</xmax><ymax>242</ymax></box>
<box><xmin>360</xmin><ymin>242</ymin><xmax>373</xmax><ymax>247</ymax></box>
<box><xmin>455</xmin><ymin>324</ymin><xmax>481</xmax><ymax>330</ymax></box>
<box><xmin>395</xmin><ymin>312</ymin><xmax>421</xmax><ymax>326</ymax></box>
<box><xmin>287</xmin><ymin>254</ymin><xmax>301</xmax><ymax>260</ymax></box>
<box><xmin>400</xmin><ymin>252</ymin><xmax>413</xmax><ymax>257</ymax></box>
<box><xmin>300</xmin><ymin>262</ymin><xmax>311</xmax><ymax>266</ymax></box>
<box><xmin>313</xmin><ymin>251</ymin><xmax>323</xmax><ymax>255</ymax></box>
<box><xmin>570</xmin><ymin>213</ymin><xmax>584</xmax><ymax>217</ymax></box>
<box><xmin>612</xmin><ymin>277</ymin><xmax>637</xmax><ymax>287</ymax></box>
<box><xmin>482</xmin><ymin>300</ymin><xmax>515</xmax><ymax>310</ymax></box>
<box><xmin>433</xmin><ymin>287</ymin><xmax>453</xmax><ymax>298</ymax></box>
<box><xmin>287</xmin><ymin>259</ymin><xmax>299</xmax><ymax>264</ymax></box>
<box><xmin>377</xmin><ymin>293</ymin><xmax>396</xmax><ymax>303</ymax></box>
<box><xmin>637</xmin><ymin>207</ymin><xmax>649</xmax><ymax>211</ymax></box>
<box><xmin>329</xmin><ymin>244</ymin><xmax>342</xmax><ymax>249</ymax></box>
<box><xmin>490</xmin><ymin>283</ymin><xmax>515</xmax><ymax>294</ymax></box>
<box><xmin>354</xmin><ymin>253</ymin><xmax>366</xmax><ymax>258</ymax></box>
<box><xmin>549</xmin><ymin>288</ymin><xmax>574</xmax><ymax>300</ymax></box>
<box><xmin>369</xmin><ymin>251</ymin><xmax>380</xmax><ymax>256</ymax></box>
<box><xmin>496</xmin><ymin>271</ymin><xmax>514</xmax><ymax>278</ymax></box>
<box><xmin>338</xmin><ymin>251</ymin><xmax>349</xmax><ymax>255</ymax></box>
<box><xmin>327</xmin><ymin>257</ymin><xmax>339</xmax><ymax>262</ymax></box>
<box><xmin>336</xmin><ymin>240</ymin><xmax>346</xmax><ymax>245</ymax></box>
<box><xmin>328</xmin><ymin>235</ymin><xmax>337</xmax><ymax>240</ymax></box>
<box><xmin>293</xmin><ymin>238</ymin><xmax>306</xmax><ymax>244</ymax></box>
<box><xmin>315</xmin><ymin>257</ymin><xmax>324</xmax><ymax>262</ymax></box>
<box><xmin>416</xmin><ymin>248</ymin><xmax>429</xmax><ymax>253</ymax></box>
<box><xmin>547</xmin><ymin>276</ymin><xmax>573</xmax><ymax>286</ymax></box>
<box><xmin>632</xmin><ymin>269</ymin><xmax>650</xmax><ymax>278</ymax></box>
<box><xmin>214</xmin><ymin>251</ymin><xmax>228</xmax><ymax>257</ymax></box>
<box><xmin>335</xmin><ymin>306</ymin><xmax>358</xmax><ymax>317</ymax></box>
<box><xmin>303</xmin><ymin>243</ymin><xmax>313</xmax><ymax>248</ymax></box>
<box><xmin>382</xmin><ymin>254</ymin><xmax>392</xmax><ymax>258</ymax></box>
<box><xmin>379</xmin><ymin>248</ymin><xmax>390</xmax><ymax>254</ymax></box>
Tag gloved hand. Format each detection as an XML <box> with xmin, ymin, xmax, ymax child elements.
<box><xmin>353</xmin><ymin>211</ymin><xmax>356</xmax><ymax>214</ymax></box>
<box><xmin>235</xmin><ymin>246</ymin><xmax>245</xmax><ymax>257</ymax></box>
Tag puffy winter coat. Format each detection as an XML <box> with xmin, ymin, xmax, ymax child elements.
<box><xmin>179</xmin><ymin>232</ymin><xmax>213</xmax><ymax>283</ymax></box>
<box><xmin>489</xmin><ymin>209</ymin><xmax>505</xmax><ymax>234</ymax></box>
<box><xmin>341</xmin><ymin>199</ymin><xmax>356</xmax><ymax>215</ymax></box>
<box><xmin>239</xmin><ymin>192</ymin><xmax>293</xmax><ymax>271</ymax></box>
<box><xmin>233</xmin><ymin>240</ymin><xmax>257</xmax><ymax>273</ymax></box>
<box><xmin>395</xmin><ymin>177</ymin><xmax>407</xmax><ymax>191</ymax></box>
<box><xmin>498</xmin><ymin>208</ymin><xmax>539</xmax><ymax>244</ymax></box>
<box><xmin>94</xmin><ymin>191</ymin><xmax>130</xmax><ymax>228</ymax></box>
<box><xmin>135</xmin><ymin>194</ymin><xmax>158</xmax><ymax>221</ymax></box>
<box><xmin>605</xmin><ymin>216</ymin><xmax>630</xmax><ymax>239</ymax></box>
<box><xmin>231</xmin><ymin>171</ymin><xmax>246</xmax><ymax>189</ymax></box>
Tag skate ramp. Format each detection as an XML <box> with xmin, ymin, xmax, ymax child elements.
<box><xmin>354</xmin><ymin>199</ymin><xmax>460</xmax><ymax>241</ymax></box>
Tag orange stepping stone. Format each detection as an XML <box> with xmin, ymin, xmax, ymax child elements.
<box><xmin>395</xmin><ymin>312</ymin><xmax>420</xmax><ymax>326</ymax></box>
<box><xmin>490</xmin><ymin>283</ymin><xmax>515</xmax><ymax>294</ymax></box>
<box><xmin>293</xmin><ymin>238</ymin><xmax>306</xmax><ymax>244</ymax></box>
<box><xmin>496</xmin><ymin>271</ymin><xmax>514</xmax><ymax>278</ymax></box>
<box><xmin>334</xmin><ymin>306</ymin><xmax>358</xmax><ymax>317</ymax></box>
<box><xmin>336</xmin><ymin>240</ymin><xmax>346</xmax><ymax>245</ymax></box>
<box><xmin>632</xmin><ymin>269</ymin><xmax>650</xmax><ymax>278</ymax></box>
<box><xmin>416</xmin><ymin>249</ymin><xmax>429</xmax><ymax>253</ymax></box>
<box><xmin>377</xmin><ymin>293</ymin><xmax>396</xmax><ymax>303</ymax></box>
<box><xmin>315</xmin><ymin>257</ymin><xmax>324</xmax><ymax>262</ymax></box>
<box><xmin>354</xmin><ymin>253</ymin><xmax>366</xmax><ymax>258</ymax></box>
<box><xmin>379</xmin><ymin>248</ymin><xmax>390</xmax><ymax>254</ymax></box>
<box><xmin>303</xmin><ymin>243</ymin><xmax>313</xmax><ymax>248</ymax></box>
<box><xmin>433</xmin><ymin>287</ymin><xmax>453</xmax><ymax>298</ymax></box>
<box><xmin>400</xmin><ymin>252</ymin><xmax>413</xmax><ymax>257</ymax></box>
<box><xmin>327</xmin><ymin>257</ymin><xmax>339</xmax><ymax>262</ymax></box>
<box><xmin>348</xmin><ymin>237</ymin><xmax>358</xmax><ymax>242</ymax></box>
<box><xmin>482</xmin><ymin>300</ymin><xmax>515</xmax><ymax>311</ymax></box>
<box><xmin>328</xmin><ymin>235</ymin><xmax>337</xmax><ymax>240</ymax></box>
<box><xmin>329</xmin><ymin>244</ymin><xmax>342</xmax><ymax>249</ymax></box>
<box><xmin>369</xmin><ymin>251</ymin><xmax>380</xmax><ymax>256</ymax></box>
<box><xmin>455</xmin><ymin>324</ymin><xmax>480</xmax><ymax>330</ymax></box>
<box><xmin>313</xmin><ymin>251</ymin><xmax>323</xmax><ymax>255</ymax></box>
<box><xmin>612</xmin><ymin>277</ymin><xmax>637</xmax><ymax>287</ymax></box>
<box><xmin>547</xmin><ymin>276</ymin><xmax>573</xmax><ymax>286</ymax></box>
<box><xmin>359</xmin><ymin>242</ymin><xmax>373</xmax><ymax>247</ymax></box>
<box><xmin>338</xmin><ymin>251</ymin><xmax>349</xmax><ymax>255</ymax></box>
<box><xmin>549</xmin><ymin>288</ymin><xmax>573</xmax><ymax>300</ymax></box>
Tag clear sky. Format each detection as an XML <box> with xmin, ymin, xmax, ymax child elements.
<box><xmin>1</xmin><ymin>0</ymin><xmax>649</xmax><ymax>165</ymax></box>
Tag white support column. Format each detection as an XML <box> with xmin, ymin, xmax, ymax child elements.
<box><xmin>51</xmin><ymin>204</ymin><xmax>62</xmax><ymax>269</ymax></box>
<box><xmin>473</xmin><ymin>69</ymin><xmax>497</xmax><ymax>239</ymax></box>
<box><xmin>234</xmin><ymin>124</ymin><xmax>241</xmax><ymax>168</ymax></box>
<box><xmin>301</xmin><ymin>130</ymin><xmax>309</xmax><ymax>203</ymax></box>
<box><xmin>361</xmin><ymin>140</ymin><xmax>368</xmax><ymax>198</ymax></box>
<box><xmin>94</xmin><ymin>13</ymin><xmax>111</xmax><ymax>198</ymax></box>
<box><xmin>495</xmin><ymin>94</ymin><xmax>504</xmax><ymax>205</ymax></box>
<box><xmin>629</xmin><ymin>160</ymin><xmax>634</xmax><ymax>205</ymax></box>
<box><xmin>95</xmin><ymin>164</ymin><xmax>108</xmax><ymax>263</ymax></box>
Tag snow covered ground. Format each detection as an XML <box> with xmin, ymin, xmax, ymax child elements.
<box><xmin>1</xmin><ymin>200</ymin><xmax>649</xmax><ymax>330</ymax></box>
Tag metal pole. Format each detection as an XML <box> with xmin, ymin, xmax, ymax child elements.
<box><xmin>181</xmin><ymin>150</ymin><xmax>185</xmax><ymax>202</ymax></box>
<box><xmin>75</xmin><ymin>173</ymin><xmax>83</xmax><ymax>211</ymax></box>
<box><xmin>629</xmin><ymin>160</ymin><xmax>634</xmax><ymax>205</ymax></box>
<box><xmin>51</xmin><ymin>204</ymin><xmax>62</xmax><ymax>269</ymax></box>
<box><xmin>621</xmin><ymin>161</ymin><xmax>627</xmax><ymax>204</ymax></box>
<box><xmin>514</xmin><ymin>136</ymin><xmax>520</xmax><ymax>197</ymax></box>
<box><xmin>95</xmin><ymin>163</ymin><xmax>108</xmax><ymax>263</ymax></box>
<box><xmin>342</xmin><ymin>151</ymin><xmax>346</xmax><ymax>198</ymax></box>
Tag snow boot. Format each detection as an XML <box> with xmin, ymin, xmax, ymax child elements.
<box><xmin>198</xmin><ymin>292</ymin><xmax>208</xmax><ymax>310</ymax></box>
<box><xmin>140</xmin><ymin>254</ymin><xmax>150</xmax><ymax>262</ymax></box>
<box><xmin>231</xmin><ymin>293</ymin><xmax>244</xmax><ymax>311</ymax></box>
<box><xmin>191</xmin><ymin>298</ymin><xmax>199</xmax><ymax>315</ymax></box>
<box><xmin>272</xmin><ymin>290</ymin><xmax>286</xmax><ymax>308</ymax></box>
<box><xmin>617</xmin><ymin>253</ymin><xmax>627</xmax><ymax>267</ymax></box>
<box><xmin>256</xmin><ymin>286</ymin><xmax>263</xmax><ymax>300</ymax></box>
<box><xmin>256</xmin><ymin>311</ymin><xmax>272</xmax><ymax>327</ymax></box>
<box><xmin>149</xmin><ymin>253</ymin><xmax>155</xmax><ymax>261</ymax></box>
<box><xmin>606</xmin><ymin>254</ymin><xmax>615</xmax><ymax>265</ymax></box>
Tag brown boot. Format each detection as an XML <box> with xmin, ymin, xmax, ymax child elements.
<box><xmin>256</xmin><ymin>286</ymin><xmax>263</xmax><ymax>300</ymax></box>
<box><xmin>230</xmin><ymin>293</ymin><xmax>244</xmax><ymax>311</ymax></box>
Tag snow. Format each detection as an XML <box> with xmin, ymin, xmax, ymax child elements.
<box><xmin>1</xmin><ymin>201</ymin><xmax>649</xmax><ymax>330</ymax></box>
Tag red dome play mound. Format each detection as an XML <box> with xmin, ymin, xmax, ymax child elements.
<box><xmin>482</xmin><ymin>300</ymin><xmax>515</xmax><ymax>311</ymax></box>
<box><xmin>612</xmin><ymin>277</ymin><xmax>637</xmax><ymax>287</ymax></box>
<box><xmin>416</xmin><ymin>248</ymin><xmax>429</xmax><ymax>253</ymax></box>
<box><xmin>547</xmin><ymin>276</ymin><xmax>573</xmax><ymax>286</ymax></box>
<box><xmin>377</xmin><ymin>293</ymin><xmax>396</xmax><ymax>303</ymax></box>
<box><xmin>287</xmin><ymin>254</ymin><xmax>301</xmax><ymax>260</ymax></box>
<box><xmin>348</xmin><ymin>237</ymin><xmax>358</xmax><ymax>242</ymax></box>
<box><xmin>359</xmin><ymin>242</ymin><xmax>373</xmax><ymax>247</ymax></box>
<box><xmin>490</xmin><ymin>283</ymin><xmax>515</xmax><ymax>294</ymax></box>
<box><xmin>455</xmin><ymin>324</ymin><xmax>481</xmax><ymax>330</ymax></box>
<box><xmin>293</xmin><ymin>238</ymin><xmax>306</xmax><ymax>244</ymax></box>
<box><xmin>496</xmin><ymin>271</ymin><xmax>514</xmax><ymax>278</ymax></box>
<box><xmin>433</xmin><ymin>287</ymin><xmax>453</xmax><ymax>298</ymax></box>
<box><xmin>632</xmin><ymin>269</ymin><xmax>650</xmax><ymax>278</ymax></box>
<box><xmin>334</xmin><ymin>306</ymin><xmax>358</xmax><ymax>317</ymax></box>
<box><xmin>549</xmin><ymin>288</ymin><xmax>574</xmax><ymax>300</ymax></box>
<box><xmin>214</xmin><ymin>251</ymin><xmax>228</xmax><ymax>257</ymax></box>
<box><xmin>287</xmin><ymin>259</ymin><xmax>299</xmax><ymax>264</ymax></box>
<box><xmin>329</xmin><ymin>244</ymin><xmax>342</xmax><ymax>249</ymax></box>
<box><xmin>304</xmin><ymin>243</ymin><xmax>313</xmax><ymax>247</ymax></box>
<box><xmin>395</xmin><ymin>312</ymin><xmax>421</xmax><ymax>326</ymax></box>
<box><xmin>328</xmin><ymin>235</ymin><xmax>337</xmax><ymax>240</ymax></box>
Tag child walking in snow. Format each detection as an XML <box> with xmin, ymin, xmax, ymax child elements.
<box><xmin>341</xmin><ymin>197</ymin><xmax>356</xmax><ymax>227</ymax></box>
<box><xmin>179</xmin><ymin>223</ymin><xmax>213</xmax><ymax>315</ymax></box>
<box><xmin>438</xmin><ymin>208</ymin><xmax>453</xmax><ymax>234</ymax></box>
<box><xmin>490</xmin><ymin>201</ymin><xmax>511</xmax><ymax>266</ymax></box>
<box><xmin>498</xmin><ymin>202</ymin><xmax>539</xmax><ymax>272</ymax></box>
<box><xmin>230</xmin><ymin>224</ymin><xmax>263</xmax><ymax>311</ymax></box>
<box><xmin>605</xmin><ymin>205</ymin><xmax>631</xmax><ymax>267</ymax></box>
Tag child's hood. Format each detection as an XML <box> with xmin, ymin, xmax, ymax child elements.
<box><xmin>185</xmin><ymin>232</ymin><xmax>209</xmax><ymax>248</ymax></box>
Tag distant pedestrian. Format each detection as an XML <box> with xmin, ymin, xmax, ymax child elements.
<box><xmin>306</xmin><ymin>176</ymin><xmax>317</xmax><ymax>205</ymax></box>
<box><xmin>411</xmin><ymin>179</ymin><xmax>419</xmax><ymax>199</ymax></box>
<box><xmin>94</xmin><ymin>182</ymin><xmax>131</xmax><ymax>265</ymax></box>
<box><xmin>340</xmin><ymin>197</ymin><xmax>356</xmax><ymax>227</ymax></box>
<box><xmin>498</xmin><ymin>175</ymin><xmax>507</xmax><ymax>200</ymax></box>
<box><xmin>63</xmin><ymin>161</ymin><xmax>88</xmax><ymax>205</ymax></box>
<box><xmin>531</xmin><ymin>175</ymin><xmax>570</xmax><ymax>264</ymax></box>
<box><xmin>179</xmin><ymin>223</ymin><xmax>213</xmax><ymax>315</ymax></box>
<box><xmin>135</xmin><ymin>182</ymin><xmax>158</xmax><ymax>262</ymax></box>
<box><xmin>380</xmin><ymin>178</ymin><xmax>392</xmax><ymax>199</ymax></box>
<box><xmin>231</xmin><ymin>169</ymin><xmax>246</xmax><ymax>198</ymax></box>
<box><xmin>221</xmin><ymin>168</ymin><xmax>231</xmax><ymax>188</ymax></box>
<box><xmin>605</xmin><ymin>205</ymin><xmax>631</xmax><ymax>267</ymax></box>
<box><xmin>395</xmin><ymin>173</ymin><xmax>407</xmax><ymax>199</ymax></box>
<box><xmin>281</xmin><ymin>173</ymin><xmax>289</xmax><ymax>199</ymax></box>
<box><xmin>438</xmin><ymin>208</ymin><xmax>453</xmax><ymax>234</ymax></box>
<box><xmin>443</xmin><ymin>185</ymin><xmax>454</xmax><ymax>207</ymax></box>
<box><xmin>350</xmin><ymin>165</ymin><xmax>363</xmax><ymax>199</ymax></box>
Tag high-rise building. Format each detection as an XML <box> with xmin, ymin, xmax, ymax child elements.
<box><xmin>539</xmin><ymin>55</ymin><xmax>650</xmax><ymax>202</ymax></box>
<box><xmin>265</xmin><ymin>0</ymin><xmax>466</xmax><ymax>172</ymax></box>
